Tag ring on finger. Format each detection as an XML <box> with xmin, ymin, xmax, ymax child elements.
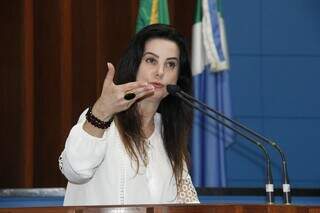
<box><xmin>124</xmin><ymin>92</ymin><xmax>136</xmax><ymax>101</ymax></box>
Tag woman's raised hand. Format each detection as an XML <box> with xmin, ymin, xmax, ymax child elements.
<box><xmin>92</xmin><ymin>63</ymin><xmax>154</xmax><ymax>121</ymax></box>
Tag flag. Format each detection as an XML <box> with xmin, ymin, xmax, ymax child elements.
<box><xmin>191</xmin><ymin>0</ymin><xmax>233</xmax><ymax>187</ymax></box>
<box><xmin>136</xmin><ymin>0</ymin><xmax>170</xmax><ymax>32</ymax></box>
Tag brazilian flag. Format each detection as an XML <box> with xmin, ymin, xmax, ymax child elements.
<box><xmin>136</xmin><ymin>0</ymin><xmax>170</xmax><ymax>32</ymax></box>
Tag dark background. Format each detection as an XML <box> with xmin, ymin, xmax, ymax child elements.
<box><xmin>0</xmin><ymin>0</ymin><xmax>196</xmax><ymax>188</ymax></box>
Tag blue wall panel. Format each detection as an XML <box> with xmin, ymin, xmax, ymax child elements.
<box><xmin>264</xmin><ymin>118</ymin><xmax>320</xmax><ymax>188</ymax></box>
<box><xmin>229</xmin><ymin>56</ymin><xmax>262</xmax><ymax>116</ymax></box>
<box><xmin>262</xmin><ymin>0</ymin><xmax>320</xmax><ymax>55</ymax></box>
<box><xmin>262</xmin><ymin>57</ymin><xmax>320</xmax><ymax>117</ymax></box>
<box><xmin>226</xmin><ymin>118</ymin><xmax>265</xmax><ymax>187</ymax></box>
<box><xmin>224</xmin><ymin>0</ymin><xmax>261</xmax><ymax>54</ymax></box>
<box><xmin>224</xmin><ymin>0</ymin><xmax>320</xmax><ymax>188</ymax></box>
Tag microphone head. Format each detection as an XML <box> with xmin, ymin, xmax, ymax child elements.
<box><xmin>166</xmin><ymin>84</ymin><xmax>180</xmax><ymax>95</ymax></box>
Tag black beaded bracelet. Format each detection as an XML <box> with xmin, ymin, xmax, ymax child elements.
<box><xmin>85</xmin><ymin>107</ymin><xmax>113</xmax><ymax>129</ymax></box>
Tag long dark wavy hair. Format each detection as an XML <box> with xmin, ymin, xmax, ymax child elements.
<box><xmin>114</xmin><ymin>24</ymin><xmax>193</xmax><ymax>186</ymax></box>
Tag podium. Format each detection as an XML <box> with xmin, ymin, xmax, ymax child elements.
<box><xmin>1</xmin><ymin>204</ymin><xmax>320</xmax><ymax>213</ymax></box>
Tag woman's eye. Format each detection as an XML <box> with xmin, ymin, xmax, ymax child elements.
<box><xmin>145</xmin><ymin>58</ymin><xmax>157</xmax><ymax>64</ymax></box>
<box><xmin>167</xmin><ymin>61</ymin><xmax>177</xmax><ymax>69</ymax></box>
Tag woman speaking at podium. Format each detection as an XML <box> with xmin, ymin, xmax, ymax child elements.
<box><xmin>59</xmin><ymin>24</ymin><xmax>199</xmax><ymax>206</ymax></box>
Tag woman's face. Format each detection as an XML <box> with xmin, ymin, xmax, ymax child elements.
<box><xmin>136</xmin><ymin>38</ymin><xmax>180</xmax><ymax>101</ymax></box>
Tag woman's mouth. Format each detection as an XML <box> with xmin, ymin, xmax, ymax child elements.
<box><xmin>149</xmin><ymin>82</ymin><xmax>164</xmax><ymax>89</ymax></box>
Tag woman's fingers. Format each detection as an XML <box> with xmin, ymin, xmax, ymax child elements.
<box><xmin>125</xmin><ymin>85</ymin><xmax>154</xmax><ymax>100</ymax></box>
<box><xmin>120</xmin><ymin>87</ymin><xmax>154</xmax><ymax>111</ymax></box>
<box><xmin>98</xmin><ymin>61</ymin><xmax>157</xmax><ymax>113</ymax></box>
<box><xmin>104</xmin><ymin>62</ymin><xmax>115</xmax><ymax>85</ymax></box>
<box><xmin>119</xmin><ymin>81</ymin><xmax>149</xmax><ymax>91</ymax></box>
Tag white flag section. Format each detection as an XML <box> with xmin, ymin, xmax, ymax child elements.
<box><xmin>193</xmin><ymin>0</ymin><xmax>229</xmax><ymax>75</ymax></box>
<box><xmin>191</xmin><ymin>21</ymin><xmax>205</xmax><ymax>76</ymax></box>
<box><xmin>191</xmin><ymin>0</ymin><xmax>233</xmax><ymax>187</ymax></box>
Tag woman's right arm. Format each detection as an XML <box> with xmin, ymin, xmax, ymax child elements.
<box><xmin>82</xmin><ymin>62</ymin><xmax>154</xmax><ymax>138</ymax></box>
<box><xmin>59</xmin><ymin>108</ymin><xmax>110</xmax><ymax>184</ymax></box>
<box><xmin>59</xmin><ymin>63</ymin><xmax>154</xmax><ymax>184</ymax></box>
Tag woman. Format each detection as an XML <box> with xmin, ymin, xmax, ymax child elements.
<box><xmin>59</xmin><ymin>24</ymin><xmax>199</xmax><ymax>206</ymax></box>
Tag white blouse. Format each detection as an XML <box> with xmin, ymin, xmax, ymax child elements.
<box><xmin>59</xmin><ymin>109</ymin><xmax>199</xmax><ymax>206</ymax></box>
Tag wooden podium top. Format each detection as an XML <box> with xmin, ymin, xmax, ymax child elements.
<box><xmin>1</xmin><ymin>204</ymin><xmax>320</xmax><ymax>213</ymax></box>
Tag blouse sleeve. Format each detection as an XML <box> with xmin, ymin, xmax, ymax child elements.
<box><xmin>58</xmin><ymin>108</ymin><xmax>110</xmax><ymax>184</ymax></box>
<box><xmin>176</xmin><ymin>163</ymin><xmax>200</xmax><ymax>204</ymax></box>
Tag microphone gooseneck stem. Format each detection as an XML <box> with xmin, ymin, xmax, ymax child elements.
<box><xmin>179</xmin><ymin>90</ymin><xmax>291</xmax><ymax>204</ymax></box>
<box><xmin>176</xmin><ymin>93</ymin><xmax>275</xmax><ymax>204</ymax></box>
<box><xmin>282</xmin><ymin>160</ymin><xmax>291</xmax><ymax>204</ymax></box>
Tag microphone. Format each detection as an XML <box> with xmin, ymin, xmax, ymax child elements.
<box><xmin>167</xmin><ymin>84</ymin><xmax>181</xmax><ymax>94</ymax></box>
<box><xmin>168</xmin><ymin>85</ymin><xmax>291</xmax><ymax>204</ymax></box>
<box><xmin>167</xmin><ymin>85</ymin><xmax>275</xmax><ymax>204</ymax></box>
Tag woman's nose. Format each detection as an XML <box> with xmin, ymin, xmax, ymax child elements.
<box><xmin>155</xmin><ymin>64</ymin><xmax>164</xmax><ymax>78</ymax></box>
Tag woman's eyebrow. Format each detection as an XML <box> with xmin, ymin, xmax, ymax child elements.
<box><xmin>166</xmin><ymin>57</ymin><xmax>179</xmax><ymax>61</ymax></box>
<box><xmin>143</xmin><ymin>52</ymin><xmax>159</xmax><ymax>58</ymax></box>
<box><xmin>143</xmin><ymin>52</ymin><xmax>178</xmax><ymax>61</ymax></box>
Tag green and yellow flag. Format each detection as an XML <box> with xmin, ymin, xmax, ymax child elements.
<box><xmin>136</xmin><ymin>0</ymin><xmax>170</xmax><ymax>32</ymax></box>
